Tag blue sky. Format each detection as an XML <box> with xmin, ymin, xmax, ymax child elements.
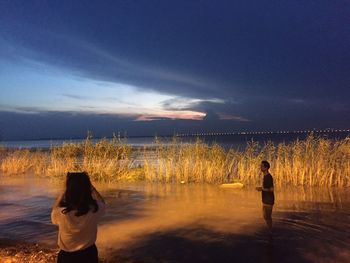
<box><xmin>0</xmin><ymin>0</ymin><xmax>349</xmax><ymax>139</ymax></box>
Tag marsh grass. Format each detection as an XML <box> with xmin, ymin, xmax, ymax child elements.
<box><xmin>0</xmin><ymin>135</ymin><xmax>349</xmax><ymax>187</ymax></box>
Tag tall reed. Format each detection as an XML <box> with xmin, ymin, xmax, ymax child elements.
<box><xmin>0</xmin><ymin>135</ymin><xmax>349</xmax><ymax>187</ymax></box>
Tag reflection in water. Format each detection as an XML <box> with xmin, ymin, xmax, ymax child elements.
<box><xmin>0</xmin><ymin>176</ymin><xmax>349</xmax><ymax>262</ymax></box>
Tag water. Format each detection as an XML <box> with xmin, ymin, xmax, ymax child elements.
<box><xmin>0</xmin><ymin>137</ymin><xmax>158</xmax><ymax>149</ymax></box>
<box><xmin>0</xmin><ymin>176</ymin><xmax>349</xmax><ymax>262</ymax></box>
<box><xmin>1</xmin><ymin>131</ymin><xmax>349</xmax><ymax>149</ymax></box>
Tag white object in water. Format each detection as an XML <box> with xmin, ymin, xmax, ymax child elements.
<box><xmin>220</xmin><ymin>182</ymin><xmax>244</xmax><ymax>188</ymax></box>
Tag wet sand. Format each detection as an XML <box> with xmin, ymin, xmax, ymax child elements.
<box><xmin>0</xmin><ymin>177</ymin><xmax>349</xmax><ymax>263</ymax></box>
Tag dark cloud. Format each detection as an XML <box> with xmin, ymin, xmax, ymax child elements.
<box><xmin>0</xmin><ymin>0</ymin><xmax>349</xmax><ymax>139</ymax></box>
<box><xmin>0</xmin><ymin>111</ymin><xmax>199</xmax><ymax>140</ymax></box>
<box><xmin>202</xmin><ymin>111</ymin><xmax>220</xmax><ymax>122</ymax></box>
<box><xmin>1</xmin><ymin>107</ymin><xmax>348</xmax><ymax>140</ymax></box>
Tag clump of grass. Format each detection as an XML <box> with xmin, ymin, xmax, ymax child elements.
<box><xmin>79</xmin><ymin>136</ymin><xmax>133</xmax><ymax>181</ymax></box>
<box><xmin>143</xmin><ymin>135</ymin><xmax>350</xmax><ymax>186</ymax></box>
<box><xmin>1</xmin><ymin>149</ymin><xmax>33</xmax><ymax>175</ymax></box>
<box><xmin>55</xmin><ymin>135</ymin><xmax>133</xmax><ymax>182</ymax></box>
<box><xmin>0</xmin><ymin>134</ymin><xmax>133</xmax><ymax>182</ymax></box>
<box><xmin>143</xmin><ymin>137</ymin><xmax>236</xmax><ymax>183</ymax></box>
<box><xmin>0</xmin><ymin>135</ymin><xmax>349</xmax><ymax>187</ymax></box>
<box><xmin>0</xmin><ymin>145</ymin><xmax>8</xmax><ymax>158</ymax></box>
<box><xmin>268</xmin><ymin>135</ymin><xmax>350</xmax><ymax>187</ymax></box>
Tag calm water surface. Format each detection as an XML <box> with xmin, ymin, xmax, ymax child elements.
<box><xmin>1</xmin><ymin>131</ymin><xmax>349</xmax><ymax>150</ymax></box>
<box><xmin>0</xmin><ymin>176</ymin><xmax>349</xmax><ymax>263</ymax></box>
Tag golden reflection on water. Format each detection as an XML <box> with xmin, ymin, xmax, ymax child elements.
<box><xmin>0</xmin><ymin>176</ymin><xmax>349</xmax><ymax>262</ymax></box>
<box><xmin>97</xmin><ymin>184</ymin><xmax>262</xmax><ymax>253</ymax></box>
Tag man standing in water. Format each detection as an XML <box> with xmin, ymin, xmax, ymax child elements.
<box><xmin>256</xmin><ymin>160</ymin><xmax>275</xmax><ymax>234</ymax></box>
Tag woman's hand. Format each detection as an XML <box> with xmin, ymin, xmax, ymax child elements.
<box><xmin>255</xmin><ymin>186</ymin><xmax>262</xmax><ymax>191</ymax></box>
<box><xmin>91</xmin><ymin>184</ymin><xmax>105</xmax><ymax>204</ymax></box>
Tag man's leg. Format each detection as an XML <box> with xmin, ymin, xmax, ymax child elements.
<box><xmin>263</xmin><ymin>204</ymin><xmax>273</xmax><ymax>233</ymax></box>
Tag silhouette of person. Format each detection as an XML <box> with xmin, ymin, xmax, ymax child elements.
<box><xmin>256</xmin><ymin>161</ymin><xmax>275</xmax><ymax>234</ymax></box>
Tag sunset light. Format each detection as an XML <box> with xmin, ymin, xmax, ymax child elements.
<box><xmin>0</xmin><ymin>1</ymin><xmax>349</xmax><ymax>263</ymax></box>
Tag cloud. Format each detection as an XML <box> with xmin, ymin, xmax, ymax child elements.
<box><xmin>1</xmin><ymin>0</ymin><xmax>349</xmax><ymax>136</ymax></box>
<box><xmin>0</xmin><ymin>111</ymin><xmax>205</xmax><ymax>140</ymax></box>
<box><xmin>60</xmin><ymin>93</ymin><xmax>136</xmax><ymax>106</ymax></box>
<box><xmin>288</xmin><ymin>98</ymin><xmax>306</xmax><ymax>104</ymax></box>
<box><xmin>0</xmin><ymin>104</ymin><xmax>44</xmax><ymax>114</ymax></box>
<box><xmin>161</xmin><ymin>97</ymin><xmax>225</xmax><ymax>111</ymax></box>
<box><xmin>1</xmin><ymin>33</ymin><xmax>226</xmax><ymax>101</ymax></box>
<box><xmin>135</xmin><ymin>110</ymin><xmax>206</xmax><ymax>121</ymax></box>
<box><xmin>217</xmin><ymin>113</ymin><xmax>250</xmax><ymax>122</ymax></box>
<box><xmin>61</xmin><ymin>94</ymin><xmax>88</xmax><ymax>100</ymax></box>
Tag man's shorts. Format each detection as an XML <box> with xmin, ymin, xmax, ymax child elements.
<box><xmin>262</xmin><ymin>204</ymin><xmax>273</xmax><ymax>220</ymax></box>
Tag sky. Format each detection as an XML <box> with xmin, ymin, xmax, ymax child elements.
<box><xmin>0</xmin><ymin>0</ymin><xmax>349</xmax><ymax>140</ymax></box>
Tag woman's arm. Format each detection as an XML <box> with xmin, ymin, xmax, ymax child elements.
<box><xmin>92</xmin><ymin>185</ymin><xmax>105</xmax><ymax>204</ymax></box>
<box><xmin>52</xmin><ymin>192</ymin><xmax>64</xmax><ymax>209</ymax></box>
<box><xmin>51</xmin><ymin>192</ymin><xmax>64</xmax><ymax>225</ymax></box>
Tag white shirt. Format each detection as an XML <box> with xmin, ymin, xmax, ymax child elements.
<box><xmin>51</xmin><ymin>201</ymin><xmax>106</xmax><ymax>252</ymax></box>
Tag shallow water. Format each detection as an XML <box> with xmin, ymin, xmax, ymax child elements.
<box><xmin>0</xmin><ymin>176</ymin><xmax>349</xmax><ymax>263</ymax></box>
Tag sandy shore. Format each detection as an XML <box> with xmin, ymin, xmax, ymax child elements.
<box><xmin>0</xmin><ymin>239</ymin><xmax>57</xmax><ymax>263</ymax></box>
<box><xmin>0</xmin><ymin>239</ymin><xmax>114</xmax><ymax>263</ymax></box>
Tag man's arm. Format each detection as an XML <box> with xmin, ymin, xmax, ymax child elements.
<box><xmin>262</xmin><ymin>187</ymin><xmax>274</xmax><ymax>192</ymax></box>
<box><xmin>256</xmin><ymin>187</ymin><xmax>273</xmax><ymax>192</ymax></box>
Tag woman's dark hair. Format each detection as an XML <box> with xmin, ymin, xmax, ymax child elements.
<box><xmin>59</xmin><ymin>172</ymin><xmax>98</xmax><ymax>216</ymax></box>
<box><xmin>261</xmin><ymin>160</ymin><xmax>270</xmax><ymax>169</ymax></box>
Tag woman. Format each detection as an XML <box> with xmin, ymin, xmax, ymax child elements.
<box><xmin>51</xmin><ymin>172</ymin><xmax>106</xmax><ymax>263</ymax></box>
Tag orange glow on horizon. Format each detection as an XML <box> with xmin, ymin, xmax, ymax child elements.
<box><xmin>135</xmin><ymin>110</ymin><xmax>206</xmax><ymax>121</ymax></box>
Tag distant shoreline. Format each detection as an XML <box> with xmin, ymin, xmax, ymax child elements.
<box><xmin>1</xmin><ymin>129</ymin><xmax>349</xmax><ymax>143</ymax></box>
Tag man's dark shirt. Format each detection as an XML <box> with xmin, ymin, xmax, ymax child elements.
<box><xmin>262</xmin><ymin>173</ymin><xmax>275</xmax><ymax>205</ymax></box>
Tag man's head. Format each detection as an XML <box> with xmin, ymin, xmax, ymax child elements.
<box><xmin>261</xmin><ymin>160</ymin><xmax>270</xmax><ymax>173</ymax></box>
